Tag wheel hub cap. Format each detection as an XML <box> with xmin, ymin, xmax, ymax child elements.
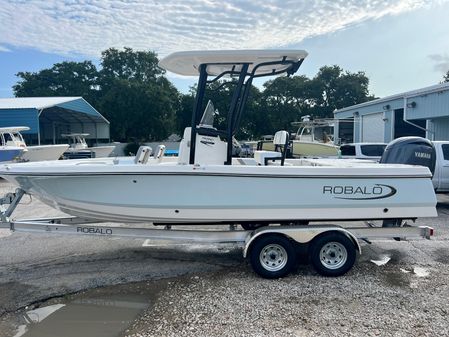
<box><xmin>260</xmin><ymin>244</ymin><xmax>288</xmax><ymax>272</ymax></box>
<box><xmin>320</xmin><ymin>242</ymin><xmax>348</xmax><ymax>270</ymax></box>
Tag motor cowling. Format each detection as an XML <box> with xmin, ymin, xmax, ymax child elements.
<box><xmin>380</xmin><ymin>137</ymin><xmax>436</xmax><ymax>175</ymax></box>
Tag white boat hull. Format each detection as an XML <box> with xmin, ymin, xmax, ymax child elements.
<box><xmin>22</xmin><ymin>144</ymin><xmax>70</xmax><ymax>162</ymax></box>
<box><xmin>90</xmin><ymin>146</ymin><xmax>115</xmax><ymax>158</ymax></box>
<box><xmin>0</xmin><ymin>161</ymin><xmax>437</xmax><ymax>223</ymax></box>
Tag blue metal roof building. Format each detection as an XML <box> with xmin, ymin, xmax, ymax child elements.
<box><xmin>0</xmin><ymin>97</ymin><xmax>110</xmax><ymax>144</ymax></box>
<box><xmin>333</xmin><ymin>82</ymin><xmax>449</xmax><ymax>144</ymax></box>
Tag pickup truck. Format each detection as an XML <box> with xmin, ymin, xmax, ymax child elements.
<box><xmin>339</xmin><ymin>143</ymin><xmax>387</xmax><ymax>161</ymax></box>
<box><xmin>339</xmin><ymin>141</ymin><xmax>448</xmax><ymax>192</ymax></box>
<box><xmin>432</xmin><ymin>141</ymin><xmax>449</xmax><ymax>192</ymax></box>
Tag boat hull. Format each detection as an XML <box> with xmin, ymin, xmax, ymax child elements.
<box><xmin>22</xmin><ymin>144</ymin><xmax>70</xmax><ymax>162</ymax></box>
<box><xmin>0</xmin><ymin>148</ymin><xmax>23</xmax><ymax>162</ymax></box>
<box><xmin>0</xmin><ymin>163</ymin><xmax>437</xmax><ymax>223</ymax></box>
<box><xmin>292</xmin><ymin>141</ymin><xmax>339</xmax><ymax>156</ymax></box>
<box><xmin>91</xmin><ymin>146</ymin><xmax>115</xmax><ymax>158</ymax></box>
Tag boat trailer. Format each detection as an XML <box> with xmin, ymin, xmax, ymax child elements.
<box><xmin>0</xmin><ymin>188</ymin><xmax>434</xmax><ymax>278</ymax></box>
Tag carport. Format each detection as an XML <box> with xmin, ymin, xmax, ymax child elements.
<box><xmin>0</xmin><ymin>97</ymin><xmax>110</xmax><ymax>145</ymax></box>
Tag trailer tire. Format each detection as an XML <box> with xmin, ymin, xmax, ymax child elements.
<box><xmin>309</xmin><ymin>232</ymin><xmax>356</xmax><ymax>277</ymax></box>
<box><xmin>249</xmin><ymin>235</ymin><xmax>296</xmax><ymax>279</ymax></box>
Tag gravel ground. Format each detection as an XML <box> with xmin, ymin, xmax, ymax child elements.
<box><xmin>126</xmin><ymin>259</ymin><xmax>449</xmax><ymax>337</ymax></box>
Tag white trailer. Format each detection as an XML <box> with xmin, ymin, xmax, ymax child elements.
<box><xmin>0</xmin><ymin>188</ymin><xmax>433</xmax><ymax>279</ymax></box>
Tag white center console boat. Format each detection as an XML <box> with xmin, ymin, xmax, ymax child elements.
<box><xmin>0</xmin><ymin>50</ymin><xmax>436</xmax><ymax>225</ymax></box>
<box><xmin>0</xmin><ymin>126</ymin><xmax>69</xmax><ymax>162</ymax></box>
<box><xmin>62</xmin><ymin>133</ymin><xmax>115</xmax><ymax>159</ymax></box>
<box><xmin>0</xmin><ymin>50</ymin><xmax>437</xmax><ymax>278</ymax></box>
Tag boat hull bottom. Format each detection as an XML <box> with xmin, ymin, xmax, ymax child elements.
<box><xmin>53</xmin><ymin>201</ymin><xmax>434</xmax><ymax>224</ymax></box>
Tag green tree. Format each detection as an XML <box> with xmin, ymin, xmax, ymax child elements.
<box><xmin>180</xmin><ymin>81</ymin><xmax>263</xmax><ymax>140</ymax></box>
<box><xmin>13</xmin><ymin>61</ymin><xmax>98</xmax><ymax>102</ymax></box>
<box><xmin>177</xmin><ymin>90</ymin><xmax>195</xmax><ymax>135</ymax></box>
<box><xmin>13</xmin><ymin>47</ymin><xmax>180</xmax><ymax>142</ymax></box>
<box><xmin>260</xmin><ymin>76</ymin><xmax>314</xmax><ymax>133</ymax></box>
<box><xmin>100</xmin><ymin>47</ymin><xmax>163</xmax><ymax>84</ymax></box>
<box><xmin>96</xmin><ymin>48</ymin><xmax>179</xmax><ymax>142</ymax></box>
<box><xmin>310</xmin><ymin>65</ymin><xmax>373</xmax><ymax>117</ymax></box>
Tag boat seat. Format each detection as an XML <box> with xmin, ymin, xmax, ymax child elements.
<box><xmin>254</xmin><ymin>131</ymin><xmax>290</xmax><ymax>166</ymax></box>
<box><xmin>134</xmin><ymin>146</ymin><xmax>152</xmax><ymax>164</ymax></box>
<box><xmin>254</xmin><ymin>151</ymin><xmax>281</xmax><ymax>165</ymax></box>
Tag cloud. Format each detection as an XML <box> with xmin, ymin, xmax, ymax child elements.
<box><xmin>429</xmin><ymin>54</ymin><xmax>449</xmax><ymax>73</ymax></box>
<box><xmin>0</xmin><ymin>45</ymin><xmax>11</xmax><ymax>52</ymax></box>
<box><xmin>0</xmin><ymin>0</ymin><xmax>446</xmax><ymax>59</ymax></box>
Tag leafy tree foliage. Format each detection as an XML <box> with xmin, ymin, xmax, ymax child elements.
<box><xmin>181</xmin><ymin>81</ymin><xmax>263</xmax><ymax>139</ymax></box>
<box><xmin>14</xmin><ymin>61</ymin><xmax>98</xmax><ymax>103</ymax></box>
<box><xmin>260</xmin><ymin>75</ymin><xmax>313</xmax><ymax>134</ymax></box>
<box><xmin>100</xmin><ymin>47</ymin><xmax>163</xmax><ymax>83</ymax></box>
<box><xmin>311</xmin><ymin>65</ymin><xmax>373</xmax><ymax>117</ymax></box>
<box><xmin>14</xmin><ymin>48</ymin><xmax>179</xmax><ymax>142</ymax></box>
<box><xmin>13</xmin><ymin>49</ymin><xmax>374</xmax><ymax>141</ymax></box>
<box><xmin>97</xmin><ymin>48</ymin><xmax>179</xmax><ymax>141</ymax></box>
<box><xmin>255</xmin><ymin>66</ymin><xmax>373</xmax><ymax>136</ymax></box>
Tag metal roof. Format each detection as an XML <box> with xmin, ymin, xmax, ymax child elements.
<box><xmin>334</xmin><ymin>82</ymin><xmax>449</xmax><ymax>114</ymax></box>
<box><xmin>0</xmin><ymin>97</ymin><xmax>109</xmax><ymax>124</ymax></box>
<box><xmin>0</xmin><ymin>97</ymin><xmax>82</xmax><ymax>110</ymax></box>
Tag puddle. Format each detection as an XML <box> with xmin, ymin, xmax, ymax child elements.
<box><xmin>0</xmin><ymin>281</ymin><xmax>166</xmax><ymax>337</ymax></box>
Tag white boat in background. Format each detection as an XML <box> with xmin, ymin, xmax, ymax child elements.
<box><xmin>0</xmin><ymin>126</ymin><xmax>68</xmax><ymax>162</ymax></box>
<box><xmin>0</xmin><ymin>130</ymin><xmax>24</xmax><ymax>163</ymax></box>
<box><xmin>62</xmin><ymin>133</ymin><xmax>115</xmax><ymax>159</ymax></box>
<box><xmin>0</xmin><ymin>50</ymin><xmax>437</xmax><ymax>226</ymax></box>
<box><xmin>290</xmin><ymin>116</ymin><xmax>340</xmax><ymax>157</ymax></box>
<box><xmin>259</xmin><ymin>116</ymin><xmax>339</xmax><ymax>157</ymax></box>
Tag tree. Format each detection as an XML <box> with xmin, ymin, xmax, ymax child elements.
<box><xmin>96</xmin><ymin>48</ymin><xmax>179</xmax><ymax>142</ymax></box>
<box><xmin>177</xmin><ymin>90</ymin><xmax>195</xmax><ymax>135</ymax></box>
<box><xmin>13</xmin><ymin>48</ymin><xmax>375</xmax><ymax>142</ymax></box>
<box><xmin>13</xmin><ymin>61</ymin><xmax>98</xmax><ymax>102</ymax></box>
<box><xmin>13</xmin><ymin>47</ymin><xmax>180</xmax><ymax>142</ymax></box>
<box><xmin>100</xmin><ymin>47</ymin><xmax>163</xmax><ymax>84</ymax></box>
<box><xmin>179</xmin><ymin>81</ymin><xmax>264</xmax><ymax>140</ymax></box>
<box><xmin>444</xmin><ymin>70</ymin><xmax>449</xmax><ymax>83</ymax></box>
<box><xmin>310</xmin><ymin>65</ymin><xmax>374</xmax><ymax>117</ymax></box>
<box><xmin>260</xmin><ymin>76</ymin><xmax>314</xmax><ymax>134</ymax></box>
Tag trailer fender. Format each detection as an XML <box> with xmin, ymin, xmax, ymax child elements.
<box><xmin>243</xmin><ymin>226</ymin><xmax>361</xmax><ymax>258</ymax></box>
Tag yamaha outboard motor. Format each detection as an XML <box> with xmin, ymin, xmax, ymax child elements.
<box><xmin>380</xmin><ymin>137</ymin><xmax>436</xmax><ymax>175</ymax></box>
<box><xmin>380</xmin><ymin>137</ymin><xmax>435</xmax><ymax>229</ymax></box>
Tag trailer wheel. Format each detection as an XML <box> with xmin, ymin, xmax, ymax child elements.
<box><xmin>249</xmin><ymin>235</ymin><xmax>297</xmax><ymax>279</ymax></box>
<box><xmin>309</xmin><ymin>232</ymin><xmax>356</xmax><ymax>277</ymax></box>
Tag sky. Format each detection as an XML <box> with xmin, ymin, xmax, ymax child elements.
<box><xmin>0</xmin><ymin>0</ymin><xmax>449</xmax><ymax>99</ymax></box>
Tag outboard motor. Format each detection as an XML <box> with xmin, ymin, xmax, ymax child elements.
<box><xmin>380</xmin><ymin>137</ymin><xmax>436</xmax><ymax>175</ymax></box>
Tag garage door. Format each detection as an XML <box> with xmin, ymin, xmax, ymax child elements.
<box><xmin>362</xmin><ymin>113</ymin><xmax>384</xmax><ymax>142</ymax></box>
